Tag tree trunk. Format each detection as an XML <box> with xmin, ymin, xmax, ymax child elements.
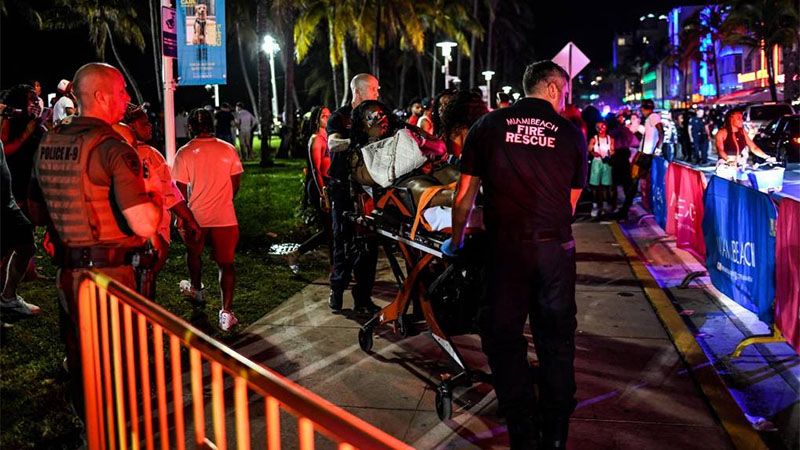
<box><xmin>431</xmin><ymin>48</ymin><xmax>437</xmax><ymax>97</ymax></box>
<box><xmin>236</xmin><ymin>21</ymin><xmax>259</xmax><ymax>122</ymax></box>
<box><xmin>456</xmin><ymin>52</ymin><xmax>462</xmax><ymax>85</ymax></box>
<box><xmin>415</xmin><ymin>52</ymin><xmax>431</xmax><ymax>98</ymax></box>
<box><xmin>341</xmin><ymin>41</ymin><xmax>350</xmax><ymax>107</ymax></box>
<box><xmin>280</xmin><ymin>4</ymin><xmax>297</xmax><ymax>158</ymax></box>
<box><xmin>327</xmin><ymin>14</ymin><xmax>340</xmax><ymax>106</ymax></box>
<box><xmin>468</xmin><ymin>0</ymin><xmax>478</xmax><ymax>87</ymax></box>
<box><xmin>149</xmin><ymin>0</ymin><xmax>162</xmax><ymax>104</ymax></box>
<box><xmin>106</xmin><ymin>24</ymin><xmax>144</xmax><ymax>104</ymax></box>
<box><xmin>372</xmin><ymin>0</ymin><xmax>381</xmax><ymax>78</ymax></box>
<box><xmin>398</xmin><ymin>58</ymin><xmax>408</xmax><ymax>109</ymax></box>
<box><xmin>257</xmin><ymin>0</ymin><xmax>272</xmax><ymax>166</ymax></box>
<box><xmin>765</xmin><ymin>45</ymin><xmax>778</xmax><ymax>102</ymax></box>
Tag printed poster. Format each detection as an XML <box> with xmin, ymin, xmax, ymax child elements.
<box><xmin>176</xmin><ymin>0</ymin><xmax>226</xmax><ymax>85</ymax></box>
<box><xmin>702</xmin><ymin>176</ymin><xmax>777</xmax><ymax>324</ymax></box>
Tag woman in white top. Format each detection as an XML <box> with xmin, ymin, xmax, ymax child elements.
<box><xmin>588</xmin><ymin>121</ymin><xmax>615</xmax><ymax>218</ymax></box>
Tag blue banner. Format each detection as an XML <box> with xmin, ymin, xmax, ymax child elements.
<box><xmin>176</xmin><ymin>0</ymin><xmax>226</xmax><ymax>85</ymax></box>
<box><xmin>702</xmin><ymin>176</ymin><xmax>777</xmax><ymax>323</ymax></box>
<box><xmin>650</xmin><ymin>156</ymin><xmax>668</xmax><ymax>229</ymax></box>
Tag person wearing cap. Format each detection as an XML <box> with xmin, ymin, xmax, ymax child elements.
<box><xmin>123</xmin><ymin>107</ymin><xmax>201</xmax><ymax>298</ymax></box>
<box><xmin>52</xmin><ymin>79</ymin><xmax>76</xmax><ymax>125</ymax></box>
<box><xmin>443</xmin><ymin>60</ymin><xmax>587</xmax><ymax>449</ymax></box>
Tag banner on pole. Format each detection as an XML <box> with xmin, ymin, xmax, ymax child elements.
<box><xmin>775</xmin><ymin>197</ymin><xmax>800</xmax><ymax>353</ymax></box>
<box><xmin>702</xmin><ymin>176</ymin><xmax>777</xmax><ymax>324</ymax></box>
<box><xmin>665</xmin><ymin>163</ymin><xmax>706</xmax><ymax>260</ymax></box>
<box><xmin>161</xmin><ymin>7</ymin><xmax>177</xmax><ymax>58</ymax></box>
<box><xmin>650</xmin><ymin>156</ymin><xmax>668</xmax><ymax>229</ymax></box>
<box><xmin>176</xmin><ymin>0</ymin><xmax>226</xmax><ymax>85</ymax></box>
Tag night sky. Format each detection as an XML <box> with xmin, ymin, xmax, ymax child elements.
<box><xmin>1</xmin><ymin>0</ymin><xmax>694</xmax><ymax>111</ymax></box>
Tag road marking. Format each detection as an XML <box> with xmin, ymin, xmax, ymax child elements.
<box><xmin>610</xmin><ymin>222</ymin><xmax>768</xmax><ymax>450</ymax></box>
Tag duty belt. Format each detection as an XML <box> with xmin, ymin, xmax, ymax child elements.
<box><xmin>61</xmin><ymin>246</ymin><xmax>144</xmax><ymax>269</ymax></box>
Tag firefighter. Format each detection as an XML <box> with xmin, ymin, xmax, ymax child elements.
<box><xmin>27</xmin><ymin>63</ymin><xmax>161</xmax><ymax>421</ymax></box>
<box><xmin>443</xmin><ymin>61</ymin><xmax>587</xmax><ymax>449</ymax></box>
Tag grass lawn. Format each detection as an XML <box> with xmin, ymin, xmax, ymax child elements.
<box><xmin>0</xmin><ymin>137</ymin><xmax>327</xmax><ymax>449</ymax></box>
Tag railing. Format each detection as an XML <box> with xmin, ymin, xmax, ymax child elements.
<box><xmin>77</xmin><ymin>270</ymin><xmax>413</xmax><ymax>450</ymax></box>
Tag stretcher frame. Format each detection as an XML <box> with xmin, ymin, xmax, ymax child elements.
<box><xmin>347</xmin><ymin>196</ymin><xmax>491</xmax><ymax>420</ymax></box>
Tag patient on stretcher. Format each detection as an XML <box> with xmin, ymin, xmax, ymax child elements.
<box><xmin>347</xmin><ymin>92</ymin><xmax>489</xmax><ymax>232</ymax></box>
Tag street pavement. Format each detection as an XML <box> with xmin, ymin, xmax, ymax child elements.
<box><xmin>229</xmin><ymin>218</ymin><xmax>738</xmax><ymax>449</ymax></box>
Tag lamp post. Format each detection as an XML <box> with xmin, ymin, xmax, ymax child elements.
<box><xmin>262</xmin><ymin>35</ymin><xmax>280</xmax><ymax>125</ymax></box>
<box><xmin>436</xmin><ymin>41</ymin><xmax>458</xmax><ymax>89</ymax></box>
<box><xmin>482</xmin><ymin>70</ymin><xmax>495</xmax><ymax>106</ymax></box>
<box><xmin>501</xmin><ymin>85</ymin><xmax>513</xmax><ymax>95</ymax></box>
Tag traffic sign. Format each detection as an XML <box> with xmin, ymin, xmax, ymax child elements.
<box><xmin>552</xmin><ymin>42</ymin><xmax>590</xmax><ymax>104</ymax></box>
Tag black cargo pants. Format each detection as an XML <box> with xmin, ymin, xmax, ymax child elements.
<box><xmin>328</xmin><ymin>184</ymin><xmax>378</xmax><ymax>304</ymax></box>
<box><xmin>479</xmin><ymin>227</ymin><xmax>578</xmax><ymax>426</ymax></box>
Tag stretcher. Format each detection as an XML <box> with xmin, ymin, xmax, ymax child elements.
<box><xmin>349</xmin><ymin>182</ymin><xmax>491</xmax><ymax>421</ymax></box>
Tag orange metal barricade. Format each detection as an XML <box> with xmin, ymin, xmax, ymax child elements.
<box><xmin>77</xmin><ymin>270</ymin><xmax>413</xmax><ymax>450</ymax></box>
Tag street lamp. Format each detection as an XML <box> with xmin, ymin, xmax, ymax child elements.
<box><xmin>436</xmin><ymin>41</ymin><xmax>458</xmax><ymax>89</ymax></box>
<box><xmin>262</xmin><ymin>35</ymin><xmax>280</xmax><ymax>124</ymax></box>
<box><xmin>482</xmin><ymin>70</ymin><xmax>495</xmax><ymax>106</ymax></box>
<box><xmin>501</xmin><ymin>85</ymin><xmax>513</xmax><ymax>95</ymax></box>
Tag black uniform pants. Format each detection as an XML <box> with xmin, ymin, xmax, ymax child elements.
<box><xmin>329</xmin><ymin>186</ymin><xmax>378</xmax><ymax>304</ymax></box>
<box><xmin>58</xmin><ymin>265</ymin><xmax>136</xmax><ymax>423</ymax></box>
<box><xmin>479</xmin><ymin>231</ymin><xmax>577</xmax><ymax>423</ymax></box>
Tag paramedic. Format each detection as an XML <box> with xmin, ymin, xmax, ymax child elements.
<box><xmin>443</xmin><ymin>60</ymin><xmax>587</xmax><ymax>449</ymax></box>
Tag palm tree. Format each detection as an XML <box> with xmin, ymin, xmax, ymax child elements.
<box><xmin>257</xmin><ymin>0</ymin><xmax>273</xmax><ymax>166</ymax></box>
<box><xmin>722</xmin><ymin>0</ymin><xmax>800</xmax><ymax>102</ymax></box>
<box><xmin>229</xmin><ymin>0</ymin><xmax>259</xmax><ymax>121</ymax></box>
<box><xmin>147</xmin><ymin>0</ymin><xmax>162</xmax><ymax>104</ymax></box>
<box><xmin>682</xmin><ymin>5</ymin><xmax>728</xmax><ymax>98</ymax></box>
<box><xmin>42</xmin><ymin>0</ymin><xmax>146</xmax><ymax>104</ymax></box>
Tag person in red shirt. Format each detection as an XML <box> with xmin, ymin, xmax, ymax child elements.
<box><xmin>285</xmin><ymin>106</ymin><xmax>333</xmax><ymax>273</ymax></box>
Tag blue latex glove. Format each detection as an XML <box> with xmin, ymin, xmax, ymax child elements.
<box><xmin>440</xmin><ymin>238</ymin><xmax>462</xmax><ymax>258</ymax></box>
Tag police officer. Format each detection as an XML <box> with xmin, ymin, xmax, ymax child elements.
<box><xmin>443</xmin><ymin>61</ymin><xmax>587</xmax><ymax>449</ymax></box>
<box><xmin>326</xmin><ymin>74</ymin><xmax>381</xmax><ymax>314</ymax></box>
<box><xmin>28</xmin><ymin>63</ymin><xmax>161</xmax><ymax>420</ymax></box>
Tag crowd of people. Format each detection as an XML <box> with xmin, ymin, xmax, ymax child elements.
<box><xmin>3</xmin><ymin>57</ymin><xmax>784</xmax><ymax>450</ymax></box>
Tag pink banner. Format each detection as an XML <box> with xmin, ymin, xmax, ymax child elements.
<box><xmin>775</xmin><ymin>197</ymin><xmax>800</xmax><ymax>354</ymax></box>
<box><xmin>665</xmin><ymin>163</ymin><xmax>706</xmax><ymax>260</ymax></box>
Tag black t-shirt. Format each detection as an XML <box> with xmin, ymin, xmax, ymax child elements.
<box><xmin>326</xmin><ymin>105</ymin><xmax>353</xmax><ymax>184</ymax></box>
<box><xmin>215</xmin><ymin>110</ymin><xmax>235</xmax><ymax>136</ymax></box>
<box><xmin>460</xmin><ymin>97</ymin><xmax>588</xmax><ymax>231</ymax></box>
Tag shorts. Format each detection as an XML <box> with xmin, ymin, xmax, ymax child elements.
<box><xmin>182</xmin><ymin>225</ymin><xmax>239</xmax><ymax>265</ymax></box>
<box><xmin>1</xmin><ymin>208</ymin><xmax>34</xmax><ymax>258</ymax></box>
<box><xmin>589</xmin><ymin>158</ymin><xmax>612</xmax><ymax>186</ymax></box>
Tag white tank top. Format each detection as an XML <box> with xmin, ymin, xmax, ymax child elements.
<box><xmin>594</xmin><ymin>135</ymin><xmax>611</xmax><ymax>158</ymax></box>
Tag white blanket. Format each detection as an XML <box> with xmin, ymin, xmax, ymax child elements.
<box><xmin>360</xmin><ymin>129</ymin><xmax>427</xmax><ymax>187</ymax></box>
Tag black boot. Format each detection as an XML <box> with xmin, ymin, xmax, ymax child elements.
<box><xmin>507</xmin><ymin>414</ymin><xmax>539</xmax><ymax>450</ymax></box>
<box><xmin>540</xmin><ymin>415</ymin><xmax>569</xmax><ymax>450</ymax></box>
<box><xmin>328</xmin><ymin>290</ymin><xmax>343</xmax><ymax>313</ymax></box>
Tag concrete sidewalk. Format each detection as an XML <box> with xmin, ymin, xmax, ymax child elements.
<box><xmin>231</xmin><ymin>220</ymin><xmax>735</xmax><ymax>449</ymax></box>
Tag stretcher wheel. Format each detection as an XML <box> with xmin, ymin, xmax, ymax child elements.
<box><xmin>397</xmin><ymin>315</ymin><xmax>409</xmax><ymax>338</ymax></box>
<box><xmin>435</xmin><ymin>383</ymin><xmax>452</xmax><ymax>420</ymax></box>
<box><xmin>358</xmin><ymin>327</ymin><xmax>373</xmax><ymax>352</ymax></box>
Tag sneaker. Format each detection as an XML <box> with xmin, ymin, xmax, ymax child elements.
<box><xmin>219</xmin><ymin>310</ymin><xmax>238</xmax><ymax>331</ymax></box>
<box><xmin>328</xmin><ymin>290</ymin><xmax>343</xmax><ymax>314</ymax></box>
<box><xmin>590</xmin><ymin>205</ymin><xmax>600</xmax><ymax>218</ymax></box>
<box><xmin>284</xmin><ymin>251</ymin><xmax>301</xmax><ymax>275</ymax></box>
<box><xmin>0</xmin><ymin>294</ymin><xmax>41</xmax><ymax>315</ymax></box>
<box><xmin>353</xmin><ymin>301</ymin><xmax>381</xmax><ymax>315</ymax></box>
<box><xmin>179</xmin><ymin>280</ymin><xmax>205</xmax><ymax>305</ymax></box>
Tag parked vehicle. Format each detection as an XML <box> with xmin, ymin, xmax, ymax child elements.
<box><xmin>742</xmin><ymin>102</ymin><xmax>795</xmax><ymax>139</ymax></box>
<box><xmin>754</xmin><ymin>114</ymin><xmax>800</xmax><ymax>163</ymax></box>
